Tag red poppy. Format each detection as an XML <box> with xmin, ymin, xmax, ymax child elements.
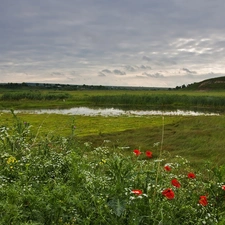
<box><xmin>132</xmin><ymin>189</ymin><xmax>143</xmax><ymax>195</ymax></box>
<box><xmin>199</xmin><ymin>195</ymin><xmax>208</xmax><ymax>206</ymax></box>
<box><xmin>171</xmin><ymin>178</ymin><xmax>181</xmax><ymax>188</ymax></box>
<box><xmin>145</xmin><ymin>151</ymin><xmax>152</xmax><ymax>158</ymax></box>
<box><xmin>222</xmin><ymin>185</ymin><xmax>225</xmax><ymax>190</ymax></box>
<box><xmin>133</xmin><ymin>149</ymin><xmax>141</xmax><ymax>156</ymax></box>
<box><xmin>164</xmin><ymin>165</ymin><xmax>171</xmax><ymax>171</ymax></box>
<box><xmin>188</xmin><ymin>172</ymin><xmax>196</xmax><ymax>179</ymax></box>
<box><xmin>162</xmin><ymin>188</ymin><xmax>175</xmax><ymax>199</ymax></box>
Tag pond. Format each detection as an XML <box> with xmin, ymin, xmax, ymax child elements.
<box><xmin>2</xmin><ymin>107</ymin><xmax>220</xmax><ymax>116</ymax></box>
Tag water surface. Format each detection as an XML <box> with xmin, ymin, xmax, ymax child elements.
<box><xmin>3</xmin><ymin>107</ymin><xmax>219</xmax><ymax>116</ymax></box>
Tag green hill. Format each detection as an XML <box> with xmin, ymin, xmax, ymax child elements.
<box><xmin>185</xmin><ymin>76</ymin><xmax>225</xmax><ymax>90</ymax></box>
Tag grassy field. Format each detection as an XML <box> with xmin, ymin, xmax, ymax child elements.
<box><xmin>1</xmin><ymin>88</ymin><xmax>225</xmax><ymax>111</ymax></box>
<box><xmin>1</xmin><ymin>111</ymin><xmax>225</xmax><ymax>167</ymax></box>
<box><xmin>1</xmin><ymin>88</ymin><xmax>225</xmax><ymax>224</ymax></box>
<box><xmin>0</xmin><ymin>87</ymin><xmax>225</xmax><ymax>165</ymax></box>
<box><xmin>1</xmin><ymin>112</ymin><xmax>225</xmax><ymax>224</ymax></box>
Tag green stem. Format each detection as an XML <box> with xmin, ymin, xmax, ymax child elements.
<box><xmin>153</xmin><ymin>116</ymin><xmax>164</xmax><ymax>200</ymax></box>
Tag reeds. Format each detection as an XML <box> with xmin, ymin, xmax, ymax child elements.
<box><xmin>89</xmin><ymin>94</ymin><xmax>225</xmax><ymax>109</ymax></box>
<box><xmin>1</xmin><ymin>91</ymin><xmax>70</xmax><ymax>101</ymax></box>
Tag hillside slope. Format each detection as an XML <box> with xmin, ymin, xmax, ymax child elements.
<box><xmin>185</xmin><ymin>76</ymin><xmax>225</xmax><ymax>90</ymax></box>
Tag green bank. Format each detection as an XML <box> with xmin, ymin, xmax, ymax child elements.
<box><xmin>1</xmin><ymin>88</ymin><xmax>225</xmax><ymax>111</ymax></box>
<box><xmin>1</xmin><ymin>112</ymin><xmax>224</xmax><ymax>167</ymax></box>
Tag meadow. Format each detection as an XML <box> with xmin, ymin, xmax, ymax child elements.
<box><xmin>1</xmin><ymin>87</ymin><xmax>225</xmax><ymax>224</ymax></box>
<box><xmin>1</xmin><ymin>87</ymin><xmax>225</xmax><ymax>111</ymax></box>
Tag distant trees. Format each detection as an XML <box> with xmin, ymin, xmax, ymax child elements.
<box><xmin>175</xmin><ymin>84</ymin><xmax>186</xmax><ymax>90</ymax></box>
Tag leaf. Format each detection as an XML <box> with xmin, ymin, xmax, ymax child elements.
<box><xmin>107</xmin><ymin>198</ymin><xmax>126</xmax><ymax>217</ymax></box>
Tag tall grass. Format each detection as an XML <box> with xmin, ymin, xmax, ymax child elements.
<box><xmin>1</xmin><ymin>91</ymin><xmax>70</xmax><ymax>101</ymax></box>
<box><xmin>1</xmin><ymin>112</ymin><xmax>225</xmax><ymax>224</ymax></box>
<box><xmin>2</xmin><ymin>88</ymin><xmax>225</xmax><ymax>111</ymax></box>
<box><xmin>89</xmin><ymin>94</ymin><xmax>225</xmax><ymax>109</ymax></box>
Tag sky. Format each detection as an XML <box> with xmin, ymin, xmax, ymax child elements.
<box><xmin>0</xmin><ymin>0</ymin><xmax>225</xmax><ymax>88</ymax></box>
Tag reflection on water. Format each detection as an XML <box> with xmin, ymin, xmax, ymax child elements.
<box><xmin>3</xmin><ymin>107</ymin><xmax>220</xmax><ymax>116</ymax></box>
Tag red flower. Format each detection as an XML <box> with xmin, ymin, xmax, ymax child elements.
<box><xmin>133</xmin><ymin>149</ymin><xmax>141</xmax><ymax>156</ymax></box>
<box><xmin>171</xmin><ymin>178</ymin><xmax>181</xmax><ymax>188</ymax></box>
<box><xmin>164</xmin><ymin>165</ymin><xmax>171</xmax><ymax>171</ymax></box>
<box><xmin>222</xmin><ymin>185</ymin><xmax>225</xmax><ymax>190</ymax></box>
<box><xmin>199</xmin><ymin>195</ymin><xmax>208</xmax><ymax>206</ymax></box>
<box><xmin>188</xmin><ymin>172</ymin><xmax>196</xmax><ymax>179</ymax></box>
<box><xmin>162</xmin><ymin>188</ymin><xmax>175</xmax><ymax>199</ymax></box>
<box><xmin>145</xmin><ymin>151</ymin><xmax>152</xmax><ymax>158</ymax></box>
<box><xmin>132</xmin><ymin>189</ymin><xmax>143</xmax><ymax>195</ymax></box>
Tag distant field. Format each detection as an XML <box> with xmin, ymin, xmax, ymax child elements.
<box><xmin>1</xmin><ymin>88</ymin><xmax>225</xmax><ymax>111</ymax></box>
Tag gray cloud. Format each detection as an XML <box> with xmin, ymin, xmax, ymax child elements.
<box><xmin>0</xmin><ymin>0</ymin><xmax>225</xmax><ymax>87</ymax></box>
<box><xmin>182</xmin><ymin>68</ymin><xmax>197</xmax><ymax>74</ymax></box>
<box><xmin>98</xmin><ymin>72</ymin><xmax>106</xmax><ymax>77</ymax></box>
<box><xmin>125</xmin><ymin>65</ymin><xmax>136</xmax><ymax>72</ymax></box>
<box><xmin>140</xmin><ymin>65</ymin><xmax>152</xmax><ymax>70</ymax></box>
<box><xmin>113</xmin><ymin>69</ymin><xmax>126</xmax><ymax>75</ymax></box>
<box><xmin>142</xmin><ymin>56</ymin><xmax>151</xmax><ymax>62</ymax></box>
<box><xmin>51</xmin><ymin>72</ymin><xmax>64</xmax><ymax>76</ymax></box>
<box><xmin>70</xmin><ymin>71</ymin><xmax>77</xmax><ymax>76</ymax></box>
<box><xmin>102</xmin><ymin>69</ymin><xmax>112</xmax><ymax>73</ymax></box>
<box><xmin>124</xmin><ymin>65</ymin><xmax>152</xmax><ymax>71</ymax></box>
<box><xmin>142</xmin><ymin>72</ymin><xmax>164</xmax><ymax>78</ymax></box>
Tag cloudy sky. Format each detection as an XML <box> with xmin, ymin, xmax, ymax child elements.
<box><xmin>1</xmin><ymin>0</ymin><xmax>225</xmax><ymax>87</ymax></box>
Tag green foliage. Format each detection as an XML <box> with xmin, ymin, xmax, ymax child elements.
<box><xmin>185</xmin><ymin>76</ymin><xmax>225</xmax><ymax>91</ymax></box>
<box><xmin>89</xmin><ymin>93</ymin><xmax>225</xmax><ymax>109</ymax></box>
<box><xmin>2</xmin><ymin>112</ymin><xmax>225</xmax><ymax>166</ymax></box>
<box><xmin>1</xmin><ymin>91</ymin><xmax>70</xmax><ymax>101</ymax></box>
<box><xmin>2</xmin><ymin>87</ymin><xmax>225</xmax><ymax>110</ymax></box>
<box><xmin>1</xmin><ymin>113</ymin><xmax>225</xmax><ymax>224</ymax></box>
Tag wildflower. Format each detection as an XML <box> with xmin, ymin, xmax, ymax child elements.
<box><xmin>133</xmin><ymin>149</ymin><xmax>141</xmax><ymax>156</ymax></box>
<box><xmin>154</xmin><ymin>159</ymin><xmax>164</xmax><ymax>162</ymax></box>
<box><xmin>145</xmin><ymin>151</ymin><xmax>152</xmax><ymax>158</ymax></box>
<box><xmin>24</xmin><ymin>121</ymin><xmax>29</xmax><ymax>126</ymax></box>
<box><xmin>101</xmin><ymin>159</ymin><xmax>106</xmax><ymax>163</ymax></box>
<box><xmin>188</xmin><ymin>172</ymin><xmax>196</xmax><ymax>179</ymax></box>
<box><xmin>171</xmin><ymin>178</ymin><xmax>181</xmax><ymax>188</ymax></box>
<box><xmin>99</xmin><ymin>159</ymin><xmax>107</xmax><ymax>165</ymax></box>
<box><xmin>164</xmin><ymin>165</ymin><xmax>171</xmax><ymax>171</ymax></box>
<box><xmin>162</xmin><ymin>188</ymin><xmax>175</xmax><ymax>199</ymax></box>
<box><xmin>222</xmin><ymin>185</ymin><xmax>225</xmax><ymax>190</ymax></box>
<box><xmin>199</xmin><ymin>195</ymin><xmax>208</xmax><ymax>206</ymax></box>
<box><xmin>153</xmin><ymin>142</ymin><xmax>160</xmax><ymax>147</ymax></box>
<box><xmin>132</xmin><ymin>189</ymin><xmax>143</xmax><ymax>195</ymax></box>
<box><xmin>7</xmin><ymin>156</ymin><xmax>17</xmax><ymax>165</ymax></box>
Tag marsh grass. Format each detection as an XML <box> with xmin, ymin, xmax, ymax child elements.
<box><xmin>1</xmin><ymin>91</ymin><xmax>71</xmax><ymax>101</ymax></box>
<box><xmin>1</xmin><ymin>113</ymin><xmax>225</xmax><ymax>224</ymax></box>
<box><xmin>89</xmin><ymin>94</ymin><xmax>225</xmax><ymax>110</ymax></box>
<box><xmin>2</xmin><ymin>88</ymin><xmax>225</xmax><ymax>111</ymax></box>
<box><xmin>1</xmin><ymin>112</ymin><xmax>225</xmax><ymax>166</ymax></box>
